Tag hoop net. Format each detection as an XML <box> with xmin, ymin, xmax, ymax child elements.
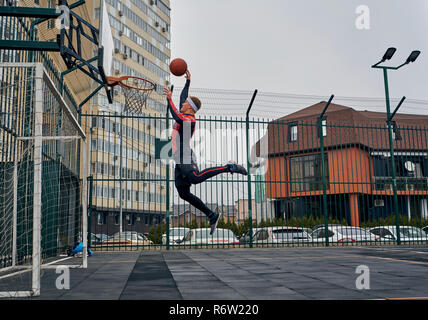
<box><xmin>108</xmin><ymin>76</ymin><xmax>155</xmax><ymax>114</ymax></box>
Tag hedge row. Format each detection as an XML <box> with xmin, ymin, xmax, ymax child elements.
<box><xmin>147</xmin><ymin>215</ymin><xmax>428</xmax><ymax>244</ymax></box>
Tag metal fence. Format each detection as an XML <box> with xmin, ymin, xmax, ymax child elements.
<box><xmin>84</xmin><ymin>99</ymin><xmax>428</xmax><ymax>250</ymax></box>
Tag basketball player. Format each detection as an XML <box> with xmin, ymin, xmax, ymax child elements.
<box><xmin>163</xmin><ymin>70</ymin><xmax>248</xmax><ymax>235</ymax></box>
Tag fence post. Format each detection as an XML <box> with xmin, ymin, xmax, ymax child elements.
<box><xmin>388</xmin><ymin>94</ymin><xmax>406</xmax><ymax>245</ymax></box>
<box><xmin>119</xmin><ymin>109</ymin><xmax>123</xmax><ymax>233</ymax></box>
<box><xmin>319</xmin><ymin>95</ymin><xmax>334</xmax><ymax>247</ymax></box>
<box><xmin>32</xmin><ymin>63</ymin><xmax>44</xmax><ymax>296</ymax></box>
<box><xmin>81</xmin><ymin>137</ymin><xmax>88</xmax><ymax>268</ymax></box>
<box><xmin>165</xmin><ymin>85</ymin><xmax>173</xmax><ymax>250</ymax></box>
<box><xmin>87</xmin><ymin>176</ymin><xmax>93</xmax><ymax>248</ymax></box>
<box><xmin>12</xmin><ymin>141</ymin><xmax>18</xmax><ymax>267</ymax></box>
<box><xmin>246</xmin><ymin>90</ymin><xmax>258</xmax><ymax>248</ymax></box>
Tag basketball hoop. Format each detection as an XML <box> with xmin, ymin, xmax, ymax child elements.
<box><xmin>107</xmin><ymin>76</ymin><xmax>155</xmax><ymax>114</ymax></box>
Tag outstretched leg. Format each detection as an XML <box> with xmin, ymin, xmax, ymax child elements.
<box><xmin>187</xmin><ymin>165</ymin><xmax>230</xmax><ymax>184</ymax></box>
<box><xmin>187</xmin><ymin>163</ymin><xmax>247</xmax><ymax>185</ymax></box>
<box><xmin>176</xmin><ymin>185</ymin><xmax>221</xmax><ymax>235</ymax></box>
<box><xmin>174</xmin><ymin>162</ymin><xmax>247</xmax><ymax>235</ymax></box>
<box><xmin>176</xmin><ymin>185</ymin><xmax>216</xmax><ymax>219</ymax></box>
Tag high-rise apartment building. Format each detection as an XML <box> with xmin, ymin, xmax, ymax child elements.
<box><xmin>1</xmin><ymin>0</ymin><xmax>171</xmax><ymax>236</ymax></box>
<box><xmin>88</xmin><ymin>0</ymin><xmax>171</xmax><ymax>235</ymax></box>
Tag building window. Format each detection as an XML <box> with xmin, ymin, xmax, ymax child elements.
<box><xmin>91</xmin><ymin>116</ymin><xmax>97</xmax><ymax>128</ymax></box>
<box><xmin>47</xmin><ymin>0</ymin><xmax>56</xmax><ymax>29</ymax></box>
<box><xmin>126</xmin><ymin>214</ymin><xmax>134</xmax><ymax>225</ymax></box>
<box><xmin>289</xmin><ymin>153</ymin><xmax>329</xmax><ymax>192</ymax></box>
<box><xmin>320</xmin><ymin>119</ymin><xmax>327</xmax><ymax>137</ymax></box>
<box><xmin>390</xmin><ymin>121</ymin><xmax>402</xmax><ymax>141</ymax></box>
<box><xmin>374</xmin><ymin>155</ymin><xmax>428</xmax><ymax>190</ymax></box>
<box><xmin>94</xmin><ymin>7</ymin><xmax>100</xmax><ymax>19</ymax></box>
<box><xmin>97</xmin><ymin>213</ymin><xmax>106</xmax><ymax>225</ymax></box>
<box><xmin>317</xmin><ymin>118</ymin><xmax>327</xmax><ymax>137</ymax></box>
<box><xmin>289</xmin><ymin>123</ymin><xmax>298</xmax><ymax>142</ymax></box>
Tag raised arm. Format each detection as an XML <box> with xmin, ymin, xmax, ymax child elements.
<box><xmin>179</xmin><ymin>70</ymin><xmax>191</xmax><ymax>108</ymax></box>
<box><xmin>163</xmin><ymin>87</ymin><xmax>183</xmax><ymax>124</ymax></box>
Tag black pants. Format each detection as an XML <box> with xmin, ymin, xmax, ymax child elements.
<box><xmin>175</xmin><ymin>163</ymin><xmax>230</xmax><ymax>218</ymax></box>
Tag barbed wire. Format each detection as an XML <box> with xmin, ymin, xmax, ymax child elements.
<box><xmin>171</xmin><ymin>87</ymin><xmax>428</xmax><ymax>119</ymax></box>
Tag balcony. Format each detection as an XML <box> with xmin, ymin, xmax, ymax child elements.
<box><xmin>373</xmin><ymin>176</ymin><xmax>428</xmax><ymax>191</ymax></box>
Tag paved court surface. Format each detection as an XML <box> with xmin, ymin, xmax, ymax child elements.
<box><xmin>1</xmin><ymin>246</ymin><xmax>428</xmax><ymax>300</ymax></box>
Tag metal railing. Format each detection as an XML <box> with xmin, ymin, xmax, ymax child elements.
<box><xmin>84</xmin><ymin>106</ymin><xmax>428</xmax><ymax>250</ymax></box>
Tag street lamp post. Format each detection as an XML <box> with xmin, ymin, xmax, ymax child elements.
<box><xmin>371</xmin><ymin>48</ymin><xmax>421</xmax><ymax>245</ymax></box>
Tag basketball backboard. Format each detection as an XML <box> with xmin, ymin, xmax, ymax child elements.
<box><xmin>56</xmin><ymin>0</ymin><xmax>114</xmax><ymax>102</ymax></box>
<box><xmin>97</xmin><ymin>0</ymin><xmax>114</xmax><ymax>102</ymax></box>
<box><xmin>0</xmin><ymin>1</ymin><xmax>115</xmax><ymax>103</ymax></box>
<box><xmin>98</xmin><ymin>0</ymin><xmax>114</xmax><ymax>79</ymax></box>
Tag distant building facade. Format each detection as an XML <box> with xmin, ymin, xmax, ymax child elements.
<box><xmin>257</xmin><ymin>102</ymin><xmax>428</xmax><ymax>226</ymax></box>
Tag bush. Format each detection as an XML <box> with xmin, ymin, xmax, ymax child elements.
<box><xmin>147</xmin><ymin>224</ymin><xmax>166</xmax><ymax>244</ymax></box>
<box><xmin>158</xmin><ymin>215</ymin><xmax>428</xmax><ymax>242</ymax></box>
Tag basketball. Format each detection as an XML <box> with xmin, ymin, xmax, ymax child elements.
<box><xmin>169</xmin><ymin>58</ymin><xmax>187</xmax><ymax>76</ymax></box>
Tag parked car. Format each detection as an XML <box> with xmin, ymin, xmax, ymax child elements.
<box><xmin>95</xmin><ymin>234</ymin><xmax>111</xmax><ymax>242</ymax></box>
<box><xmin>369</xmin><ymin>226</ymin><xmax>428</xmax><ymax>242</ymax></box>
<box><xmin>311</xmin><ymin>225</ymin><xmax>379</xmax><ymax>243</ymax></box>
<box><xmin>177</xmin><ymin>228</ymin><xmax>239</xmax><ymax>245</ymax></box>
<box><xmin>301</xmin><ymin>227</ymin><xmax>313</xmax><ymax>235</ymax></box>
<box><xmin>311</xmin><ymin>224</ymin><xmax>343</xmax><ymax>231</ymax></box>
<box><xmin>239</xmin><ymin>228</ymin><xmax>263</xmax><ymax>244</ymax></box>
<box><xmin>162</xmin><ymin>227</ymin><xmax>190</xmax><ymax>245</ymax></box>
<box><xmin>252</xmin><ymin>226</ymin><xmax>312</xmax><ymax>244</ymax></box>
<box><xmin>422</xmin><ymin>226</ymin><xmax>428</xmax><ymax>235</ymax></box>
<box><xmin>89</xmin><ymin>233</ymin><xmax>103</xmax><ymax>245</ymax></box>
<box><xmin>102</xmin><ymin>231</ymin><xmax>153</xmax><ymax>246</ymax></box>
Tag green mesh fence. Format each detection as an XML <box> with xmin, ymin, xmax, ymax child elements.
<box><xmin>85</xmin><ymin>88</ymin><xmax>428</xmax><ymax>250</ymax></box>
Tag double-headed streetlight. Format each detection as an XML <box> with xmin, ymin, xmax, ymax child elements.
<box><xmin>372</xmin><ymin>48</ymin><xmax>421</xmax><ymax>245</ymax></box>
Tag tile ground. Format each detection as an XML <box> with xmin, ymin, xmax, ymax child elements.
<box><xmin>1</xmin><ymin>246</ymin><xmax>427</xmax><ymax>300</ymax></box>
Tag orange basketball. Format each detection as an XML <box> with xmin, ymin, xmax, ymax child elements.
<box><xmin>169</xmin><ymin>58</ymin><xmax>187</xmax><ymax>76</ymax></box>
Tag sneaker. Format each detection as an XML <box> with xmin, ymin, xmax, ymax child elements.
<box><xmin>227</xmin><ymin>163</ymin><xmax>248</xmax><ymax>175</ymax></box>
<box><xmin>209</xmin><ymin>212</ymin><xmax>222</xmax><ymax>235</ymax></box>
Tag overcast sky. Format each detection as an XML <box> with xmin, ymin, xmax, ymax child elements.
<box><xmin>169</xmin><ymin>0</ymin><xmax>428</xmax><ymax>104</ymax></box>
<box><xmin>167</xmin><ymin>0</ymin><xmax>428</xmax><ymax>203</ymax></box>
